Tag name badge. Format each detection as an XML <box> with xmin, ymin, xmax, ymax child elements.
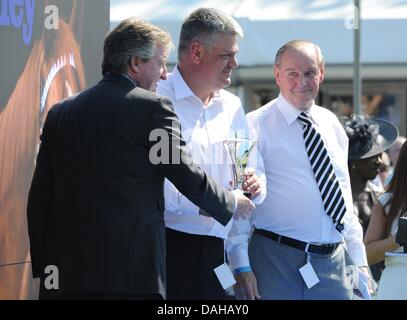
<box><xmin>299</xmin><ymin>260</ymin><xmax>320</xmax><ymax>289</ymax></box>
<box><xmin>214</xmin><ymin>263</ymin><xmax>237</xmax><ymax>290</ymax></box>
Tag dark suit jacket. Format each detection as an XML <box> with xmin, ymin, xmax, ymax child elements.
<box><xmin>27</xmin><ymin>74</ymin><xmax>235</xmax><ymax>299</ymax></box>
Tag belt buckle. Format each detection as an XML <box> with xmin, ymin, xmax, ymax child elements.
<box><xmin>310</xmin><ymin>242</ymin><xmax>328</xmax><ymax>255</ymax></box>
<box><xmin>328</xmin><ymin>243</ymin><xmax>339</xmax><ymax>255</ymax></box>
<box><xmin>322</xmin><ymin>243</ymin><xmax>336</xmax><ymax>255</ymax></box>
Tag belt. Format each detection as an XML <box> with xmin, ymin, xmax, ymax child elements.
<box><xmin>254</xmin><ymin>228</ymin><xmax>342</xmax><ymax>255</ymax></box>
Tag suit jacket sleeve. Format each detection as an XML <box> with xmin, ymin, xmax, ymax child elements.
<box><xmin>149</xmin><ymin>97</ymin><xmax>235</xmax><ymax>226</ymax></box>
<box><xmin>27</xmin><ymin>108</ymin><xmax>55</xmax><ymax>278</ymax></box>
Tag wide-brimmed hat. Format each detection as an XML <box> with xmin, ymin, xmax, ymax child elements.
<box><xmin>341</xmin><ymin>115</ymin><xmax>399</xmax><ymax>160</ymax></box>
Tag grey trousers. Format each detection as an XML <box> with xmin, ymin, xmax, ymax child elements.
<box><xmin>249</xmin><ymin>232</ymin><xmax>355</xmax><ymax>300</ymax></box>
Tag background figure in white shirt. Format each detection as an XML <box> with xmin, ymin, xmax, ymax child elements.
<box><xmin>156</xmin><ymin>8</ymin><xmax>266</xmax><ymax>300</ymax></box>
<box><xmin>227</xmin><ymin>40</ymin><xmax>369</xmax><ymax>300</ymax></box>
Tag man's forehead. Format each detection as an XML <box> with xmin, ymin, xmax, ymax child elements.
<box><xmin>281</xmin><ymin>50</ymin><xmax>319</xmax><ymax>68</ymax></box>
<box><xmin>153</xmin><ymin>44</ymin><xmax>169</xmax><ymax>58</ymax></box>
<box><xmin>210</xmin><ymin>33</ymin><xmax>239</xmax><ymax>49</ymax></box>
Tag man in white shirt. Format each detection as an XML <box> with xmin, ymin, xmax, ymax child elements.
<box><xmin>157</xmin><ymin>8</ymin><xmax>266</xmax><ymax>300</ymax></box>
<box><xmin>226</xmin><ymin>40</ymin><xmax>369</xmax><ymax>300</ymax></box>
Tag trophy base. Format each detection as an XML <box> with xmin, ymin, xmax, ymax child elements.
<box><xmin>243</xmin><ymin>192</ymin><xmax>251</xmax><ymax>199</ymax></box>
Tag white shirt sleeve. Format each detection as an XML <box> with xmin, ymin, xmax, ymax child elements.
<box><xmin>247</xmin><ymin>143</ymin><xmax>267</xmax><ymax>205</ymax></box>
<box><xmin>164</xmin><ymin>179</ymin><xmax>200</xmax><ymax>216</ymax></box>
<box><xmin>344</xmin><ymin>211</ymin><xmax>368</xmax><ymax>266</ymax></box>
<box><xmin>226</xmin><ymin>215</ymin><xmax>253</xmax><ymax>271</ymax></box>
<box><xmin>225</xmin><ymin>114</ymin><xmax>263</xmax><ymax>272</ymax></box>
<box><xmin>223</xmin><ymin>147</ymin><xmax>265</xmax><ymax>272</ymax></box>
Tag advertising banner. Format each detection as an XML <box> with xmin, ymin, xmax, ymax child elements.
<box><xmin>0</xmin><ymin>0</ymin><xmax>109</xmax><ymax>299</ymax></box>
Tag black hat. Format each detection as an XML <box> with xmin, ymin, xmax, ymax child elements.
<box><xmin>342</xmin><ymin>115</ymin><xmax>399</xmax><ymax>160</ymax></box>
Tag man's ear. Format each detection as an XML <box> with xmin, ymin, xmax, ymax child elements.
<box><xmin>190</xmin><ymin>40</ymin><xmax>203</xmax><ymax>64</ymax></box>
<box><xmin>130</xmin><ymin>56</ymin><xmax>142</xmax><ymax>73</ymax></box>
<box><xmin>319</xmin><ymin>67</ymin><xmax>325</xmax><ymax>84</ymax></box>
<box><xmin>274</xmin><ymin>65</ymin><xmax>281</xmax><ymax>87</ymax></box>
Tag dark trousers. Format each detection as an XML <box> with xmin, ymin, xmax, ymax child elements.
<box><xmin>166</xmin><ymin>228</ymin><xmax>230</xmax><ymax>300</ymax></box>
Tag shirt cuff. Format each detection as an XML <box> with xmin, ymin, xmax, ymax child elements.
<box><xmin>228</xmin><ymin>246</ymin><xmax>251</xmax><ymax>271</ymax></box>
<box><xmin>233</xmin><ymin>266</ymin><xmax>252</xmax><ymax>275</ymax></box>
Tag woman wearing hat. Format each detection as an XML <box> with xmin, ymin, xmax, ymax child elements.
<box><xmin>364</xmin><ymin>141</ymin><xmax>407</xmax><ymax>299</ymax></box>
<box><xmin>343</xmin><ymin>115</ymin><xmax>399</xmax><ymax>282</ymax></box>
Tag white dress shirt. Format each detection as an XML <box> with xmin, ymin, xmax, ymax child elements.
<box><xmin>157</xmin><ymin>66</ymin><xmax>266</xmax><ymax>239</ymax></box>
<box><xmin>227</xmin><ymin>94</ymin><xmax>367</xmax><ymax>270</ymax></box>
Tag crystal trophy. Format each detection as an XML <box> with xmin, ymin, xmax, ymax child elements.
<box><xmin>223</xmin><ymin>137</ymin><xmax>256</xmax><ymax>198</ymax></box>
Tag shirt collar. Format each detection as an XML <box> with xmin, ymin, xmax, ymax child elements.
<box><xmin>276</xmin><ymin>93</ymin><xmax>318</xmax><ymax>126</ymax></box>
<box><xmin>171</xmin><ymin>66</ymin><xmax>222</xmax><ymax>105</ymax></box>
<box><xmin>120</xmin><ymin>74</ymin><xmax>137</xmax><ymax>87</ymax></box>
<box><xmin>172</xmin><ymin>66</ymin><xmax>196</xmax><ymax>101</ymax></box>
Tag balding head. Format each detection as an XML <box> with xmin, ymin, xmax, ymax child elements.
<box><xmin>275</xmin><ymin>40</ymin><xmax>325</xmax><ymax>71</ymax></box>
<box><xmin>273</xmin><ymin>40</ymin><xmax>325</xmax><ymax>110</ymax></box>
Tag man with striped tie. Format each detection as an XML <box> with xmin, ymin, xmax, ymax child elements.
<box><xmin>226</xmin><ymin>40</ymin><xmax>370</xmax><ymax>300</ymax></box>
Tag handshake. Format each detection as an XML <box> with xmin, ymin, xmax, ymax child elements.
<box><xmin>233</xmin><ymin>168</ymin><xmax>261</xmax><ymax>219</ymax></box>
<box><xmin>232</xmin><ymin>190</ymin><xmax>255</xmax><ymax>220</ymax></box>
<box><xmin>199</xmin><ymin>192</ymin><xmax>255</xmax><ymax>220</ymax></box>
<box><xmin>199</xmin><ymin>168</ymin><xmax>261</xmax><ymax>220</ymax></box>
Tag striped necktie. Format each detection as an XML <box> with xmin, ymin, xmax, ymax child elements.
<box><xmin>298</xmin><ymin>112</ymin><xmax>345</xmax><ymax>233</ymax></box>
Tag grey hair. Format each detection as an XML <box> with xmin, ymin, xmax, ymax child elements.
<box><xmin>178</xmin><ymin>7</ymin><xmax>243</xmax><ymax>58</ymax></box>
<box><xmin>274</xmin><ymin>40</ymin><xmax>325</xmax><ymax>70</ymax></box>
<box><xmin>102</xmin><ymin>17</ymin><xmax>173</xmax><ymax>76</ymax></box>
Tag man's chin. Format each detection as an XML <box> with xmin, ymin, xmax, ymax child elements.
<box><xmin>293</xmin><ymin>100</ymin><xmax>313</xmax><ymax>110</ymax></box>
<box><xmin>221</xmin><ymin>78</ymin><xmax>232</xmax><ymax>88</ymax></box>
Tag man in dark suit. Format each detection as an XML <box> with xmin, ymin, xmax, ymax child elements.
<box><xmin>27</xmin><ymin>17</ymin><xmax>254</xmax><ymax>300</ymax></box>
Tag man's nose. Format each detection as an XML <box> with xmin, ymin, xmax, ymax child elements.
<box><xmin>373</xmin><ymin>154</ymin><xmax>383</xmax><ymax>166</ymax></box>
<box><xmin>161</xmin><ymin>65</ymin><xmax>168</xmax><ymax>80</ymax></box>
<box><xmin>298</xmin><ymin>74</ymin><xmax>307</xmax><ymax>86</ymax></box>
<box><xmin>229</xmin><ymin>56</ymin><xmax>238</xmax><ymax>69</ymax></box>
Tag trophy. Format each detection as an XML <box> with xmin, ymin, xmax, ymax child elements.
<box><xmin>223</xmin><ymin>137</ymin><xmax>256</xmax><ymax>198</ymax></box>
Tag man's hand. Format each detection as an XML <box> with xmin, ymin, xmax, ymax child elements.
<box><xmin>242</xmin><ymin>168</ymin><xmax>262</xmax><ymax>200</ymax></box>
<box><xmin>200</xmin><ymin>192</ymin><xmax>254</xmax><ymax>219</ymax></box>
<box><xmin>234</xmin><ymin>271</ymin><xmax>261</xmax><ymax>300</ymax></box>
<box><xmin>359</xmin><ymin>265</ymin><xmax>374</xmax><ymax>294</ymax></box>
<box><xmin>233</xmin><ymin>191</ymin><xmax>255</xmax><ymax>219</ymax></box>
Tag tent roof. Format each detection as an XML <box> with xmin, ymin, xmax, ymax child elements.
<box><xmin>111</xmin><ymin>0</ymin><xmax>407</xmax><ymax>21</ymax></box>
<box><xmin>110</xmin><ymin>0</ymin><xmax>407</xmax><ymax>65</ymax></box>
